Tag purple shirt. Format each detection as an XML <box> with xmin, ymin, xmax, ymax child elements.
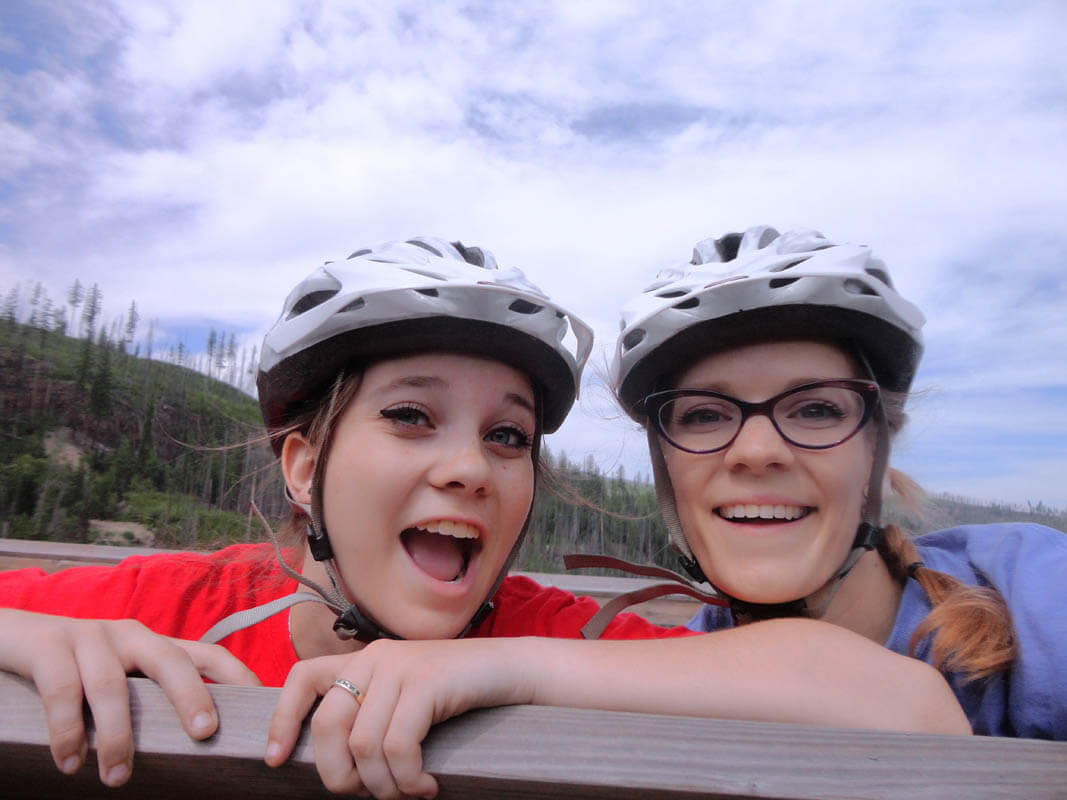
<box><xmin>687</xmin><ymin>523</ymin><xmax>1067</xmax><ymax>738</ymax></box>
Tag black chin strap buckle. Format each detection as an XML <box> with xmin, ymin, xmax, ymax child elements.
<box><xmin>677</xmin><ymin>553</ymin><xmax>709</xmax><ymax>584</ymax></box>
<box><xmin>852</xmin><ymin>522</ymin><xmax>885</xmax><ymax>551</ymax></box>
<box><xmin>333</xmin><ymin>605</ymin><xmax>402</xmax><ymax>643</ymax></box>
<box><xmin>306</xmin><ymin>522</ymin><xmax>335</xmax><ymax>561</ymax></box>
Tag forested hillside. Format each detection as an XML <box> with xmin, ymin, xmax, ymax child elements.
<box><xmin>1</xmin><ymin>282</ymin><xmax>1064</xmax><ymax>576</ymax></box>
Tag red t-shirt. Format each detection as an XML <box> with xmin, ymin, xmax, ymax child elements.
<box><xmin>1</xmin><ymin>543</ymin><xmax>691</xmax><ymax>686</ymax></box>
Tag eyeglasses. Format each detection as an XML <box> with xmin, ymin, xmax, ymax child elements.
<box><xmin>642</xmin><ymin>379</ymin><xmax>880</xmax><ymax>455</ymax></box>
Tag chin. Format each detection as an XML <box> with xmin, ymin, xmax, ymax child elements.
<box><xmin>390</xmin><ymin>603</ymin><xmax>481</xmax><ymax>641</ymax></box>
<box><xmin>713</xmin><ymin>570</ymin><xmax>825</xmax><ymax>606</ymax></box>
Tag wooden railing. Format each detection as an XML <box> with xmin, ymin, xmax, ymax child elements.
<box><xmin>3</xmin><ymin>539</ymin><xmax>1067</xmax><ymax>798</ymax></box>
<box><xmin>4</xmin><ymin>672</ymin><xmax>1067</xmax><ymax>799</ymax></box>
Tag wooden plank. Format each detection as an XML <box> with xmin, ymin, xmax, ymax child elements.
<box><xmin>3</xmin><ymin>671</ymin><xmax>1066</xmax><ymax>799</ymax></box>
<box><xmin>0</xmin><ymin>538</ymin><xmax>177</xmax><ymax>568</ymax></box>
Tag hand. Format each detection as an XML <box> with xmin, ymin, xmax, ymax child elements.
<box><xmin>0</xmin><ymin>609</ymin><xmax>261</xmax><ymax>787</ymax></box>
<box><xmin>266</xmin><ymin>638</ymin><xmax>535</xmax><ymax>799</ymax></box>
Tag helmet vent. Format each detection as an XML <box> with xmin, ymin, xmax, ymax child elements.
<box><xmin>288</xmin><ymin>289</ymin><xmax>339</xmax><ymax>318</ymax></box>
<box><xmin>454</xmin><ymin>243</ymin><xmax>485</xmax><ymax>267</ymax></box>
<box><xmin>347</xmin><ymin>248</ymin><xmax>372</xmax><ymax>259</ymax></box>
<box><xmin>769</xmin><ymin>277</ymin><xmax>799</xmax><ymax>289</ymax></box>
<box><xmin>769</xmin><ymin>258</ymin><xmax>807</xmax><ymax>273</ymax></box>
<box><xmin>843</xmin><ymin>278</ymin><xmax>877</xmax><ymax>296</ymax></box>
<box><xmin>622</xmin><ymin>328</ymin><xmax>646</xmax><ymax>352</ymax></box>
<box><xmin>338</xmin><ymin>298</ymin><xmax>365</xmax><ymax>313</ymax></box>
<box><xmin>866</xmin><ymin>267</ymin><xmax>891</xmax><ymax>286</ymax></box>
<box><xmin>714</xmin><ymin>232</ymin><xmax>744</xmax><ymax>262</ymax></box>
<box><xmin>672</xmin><ymin>297</ymin><xmax>699</xmax><ymax>310</ymax></box>
<box><xmin>416</xmin><ymin>288</ymin><xmax>439</xmax><ymax>297</ymax></box>
<box><xmin>655</xmin><ymin>290</ymin><xmax>687</xmax><ymax>298</ymax></box>
<box><xmin>408</xmin><ymin>240</ymin><xmax>444</xmax><ymax>257</ymax></box>
<box><xmin>508</xmin><ymin>299</ymin><xmax>543</xmax><ymax>315</ymax></box>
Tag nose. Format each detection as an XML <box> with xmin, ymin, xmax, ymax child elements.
<box><xmin>427</xmin><ymin>434</ymin><xmax>492</xmax><ymax>496</ymax></box>
<box><xmin>721</xmin><ymin>412</ymin><xmax>794</xmax><ymax>474</ymax></box>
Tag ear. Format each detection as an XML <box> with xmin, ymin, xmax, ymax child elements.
<box><xmin>281</xmin><ymin>432</ymin><xmax>317</xmax><ymax>505</ymax></box>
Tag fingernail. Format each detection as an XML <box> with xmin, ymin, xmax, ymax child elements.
<box><xmin>105</xmin><ymin>763</ymin><xmax>130</xmax><ymax>786</ymax></box>
<box><xmin>191</xmin><ymin>711</ymin><xmax>215</xmax><ymax>736</ymax></box>
<box><xmin>265</xmin><ymin>741</ymin><xmax>282</xmax><ymax>764</ymax></box>
<box><xmin>59</xmin><ymin>755</ymin><xmax>80</xmax><ymax>774</ymax></box>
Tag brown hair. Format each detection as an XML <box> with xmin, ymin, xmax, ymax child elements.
<box><xmin>268</xmin><ymin>370</ymin><xmax>367</xmax><ymax>551</ymax></box>
<box><xmin>876</xmin><ymin>391</ymin><xmax>1016</xmax><ymax>683</ymax></box>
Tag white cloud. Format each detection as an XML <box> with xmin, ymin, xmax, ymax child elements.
<box><xmin>1</xmin><ymin>0</ymin><xmax>1065</xmax><ymax>510</ymax></box>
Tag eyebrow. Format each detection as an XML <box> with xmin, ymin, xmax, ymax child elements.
<box><xmin>387</xmin><ymin>375</ymin><xmax>447</xmax><ymax>391</ymax></box>
<box><xmin>503</xmin><ymin>391</ymin><xmax>536</xmax><ymax>415</ymax></box>
<box><xmin>683</xmin><ymin>376</ymin><xmax>848</xmax><ymax>394</ymax></box>
<box><xmin>380</xmin><ymin>375</ymin><xmax>536</xmax><ymax>414</ymax></box>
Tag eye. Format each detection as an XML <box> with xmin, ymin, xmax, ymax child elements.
<box><xmin>380</xmin><ymin>404</ymin><xmax>432</xmax><ymax>429</ymax></box>
<box><xmin>484</xmin><ymin>424</ymin><xmax>532</xmax><ymax>450</ymax></box>
<box><xmin>798</xmin><ymin>402</ymin><xmax>844</xmax><ymax>419</ymax></box>
<box><xmin>669</xmin><ymin>400</ymin><xmax>735</xmax><ymax>430</ymax></box>
<box><xmin>784</xmin><ymin>400</ymin><xmax>848</xmax><ymax>428</ymax></box>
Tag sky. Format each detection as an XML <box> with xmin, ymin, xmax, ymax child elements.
<box><xmin>2</xmin><ymin>0</ymin><xmax>1066</xmax><ymax>510</ymax></box>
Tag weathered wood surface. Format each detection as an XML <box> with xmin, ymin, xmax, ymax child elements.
<box><xmin>3</xmin><ymin>672</ymin><xmax>1066</xmax><ymax>800</ymax></box>
<box><xmin>0</xmin><ymin>538</ymin><xmax>699</xmax><ymax>626</ymax></box>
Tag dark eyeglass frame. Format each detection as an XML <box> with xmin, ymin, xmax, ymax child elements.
<box><xmin>642</xmin><ymin>379</ymin><xmax>881</xmax><ymax>455</ymax></box>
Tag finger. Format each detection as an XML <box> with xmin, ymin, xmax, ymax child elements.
<box><xmin>346</xmin><ymin>673</ymin><xmax>403</xmax><ymax>800</ymax></box>
<box><xmin>381</xmin><ymin>691</ymin><xmax>439</xmax><ymax>799</ymax></box>
<box><xmin>171</xmin><ymin>639</ymin><xmax>262</xmax><ymax>687</ymax></box>
<box><xmin>311</xmin><ymin>687</ymin><xmax>366</xmax><ymax>794</ymax></box>
<box><xmin>120</xmin><ymin>634</ymin><xmax>224</xmax><ymax>742</ymax></box>
<box><xmin>72</xmin><ymin>627</ymin><xmax>135</xmax><ymax>787</ymax></box>
<box><xmin>30</xmin><ymin>638</ymin><xmax>90</xmax><ymax>776</ymax></box>
<box><xmin>266</xmin><ymin>657</ymin><xmax>343</xmax><ymax>767</ymax></box>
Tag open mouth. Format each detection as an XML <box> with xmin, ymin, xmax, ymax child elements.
<box><xmin>401</xmin><ymin>520</ymin><xmax>482</xmax><ymax>583</ymax></box>
<box><xmin>715</xmin><ymin>504</ymin><xmax>812</xmax><ymax>523</ymax></box>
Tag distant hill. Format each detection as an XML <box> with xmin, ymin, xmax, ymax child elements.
<box><xmin>0</xmin><ymin>318</ymin><xmax>283</xmax><ymax>548</ymax></box>
<box><xmin>1</xmin><ymin>317</ymin><xmax>1062</xmax><ymax>575</ymax></box>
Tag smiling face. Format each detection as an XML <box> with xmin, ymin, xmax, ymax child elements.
<box><xmin>283</xmin><ymin>352</ymin><xmax>537</xmax><ymax>640</ymax></box>
<box><xmin>662</xmin><ymin>340</ymin><xmax>874</xmax><ymax>604</ymax></box>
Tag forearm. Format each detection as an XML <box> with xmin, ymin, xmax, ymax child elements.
<box><xmin>509</xmin><ymin>618</ymin><xmax>970</xmax><ymax>735</ymax></box>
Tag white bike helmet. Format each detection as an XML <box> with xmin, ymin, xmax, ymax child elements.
<box><xmin>613</xmin><ymin>225</ymin><xmax>924</xmax><ymax>412</ymax></box>
<box><xmin>573</xmin><ymin>227</ymin><xmax>927</xmax><ymax>632</ymax></box>
<box><xmin>243</xmin><ymin>237</ymin><xmax>593</xmax><ymax>644</ymax></box>
<box><xmin>260</xmin><ymin>236</ymin><xmax>592</xmax><ymax>440</ymax></box>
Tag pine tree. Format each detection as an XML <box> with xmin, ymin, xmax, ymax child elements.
<box><xmin>67</xmin><ymin>279</ymin><xmax>84</xmax><ymax>336</ymax></box>
<box><xmin>90</xmin><ymin>328</ymin><xmax>113</xmax><ymax>417</ymax></box>
<box><xmin>28</xmin><ymin>282</ymin><xmax>42</xmax><ymax>328</ymax></box>
<box><xmin>81</xmin><ymin>283</ymin><xmax>102</xmax><ymax>340</ymax></box>
<box><xmin>206</xmin><ymin>329</ymin><xmax>217</xmax><ymax>377</ymax></box>
<box><xmin>125</xmin><ymin>300</ymin><xmax>139</xmax><ymax>349</ymax></box>
<box><xmin>2</xmin><ymin>285</ymin><xmax>19</xmax><ymax>332</ymax></box>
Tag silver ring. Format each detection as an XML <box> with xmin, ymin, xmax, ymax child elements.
<box><xmin>331</xmin><ymin>678</ymin><xmax>364</xmax><ymax>705</ymax></box>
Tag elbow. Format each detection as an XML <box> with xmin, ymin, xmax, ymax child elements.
<box><xmin>910</xmin><ymin>664</ymin><xmax>972</xmax><ymax>736</ymax></box>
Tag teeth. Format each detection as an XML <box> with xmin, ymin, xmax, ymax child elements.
<box><xmin>720</xmin><ymin>504</ymin><xmax>806</xmax><ymax>521</ymax></box>
<box><xmin>419</xmin><ymin>519</ymin><xmax>480</xmax><ymax>539</ymax></box>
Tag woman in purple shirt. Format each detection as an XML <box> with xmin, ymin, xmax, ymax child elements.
<box><xmin>599</xmin><ymin>225</ymin><xmax>1066</xmax><ymax>738</ymax></box>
